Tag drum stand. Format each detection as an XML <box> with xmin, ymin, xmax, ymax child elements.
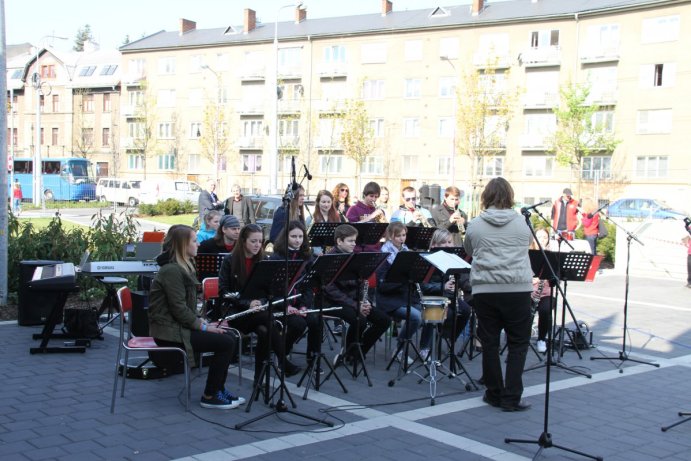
<box><xmin>387</xmin><ymin>284</ymin><xmax>426</xmax><ymax>386</ymax></box>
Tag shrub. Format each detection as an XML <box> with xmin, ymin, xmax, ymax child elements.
<box><xmin>138</xmin><ymin>199</ymin><xmax>195</xmax><ymax>216</ymax></box>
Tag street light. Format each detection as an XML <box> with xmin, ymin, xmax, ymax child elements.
<box><xmin>440</xmin><ymin>55</ymin><xmax>457</xmax><ymax>188</ymax></box>
<box><xmin>33</xmin><ymin>35</ymin><xmax>67</xmax><ymax>207</ymax></box>
<box><xmin>270</xmin><ymin>2</ymin><xmax>303</xmax><ymax>194</ymax></box>
<box><xmin>200</xmin><ymin>64</ymin><xmax>221</xmax><ymax>185</ymax></box>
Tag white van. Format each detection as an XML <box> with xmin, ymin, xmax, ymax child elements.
<box><xmin>95</xmin><ymin>178</ymin><xmax>142</xmax><ymax>207</ymax></box>
<box><xmin>138</xmin><ymin>180</ymin><xmax>202</xmax><ymax>205</ymax></box>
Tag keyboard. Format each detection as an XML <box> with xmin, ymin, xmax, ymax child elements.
<box><xmin>30</xmin><ymin>263</ymin><xmax>77</xmax><ymax>291</ymax></box>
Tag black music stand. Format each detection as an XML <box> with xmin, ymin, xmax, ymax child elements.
<box><xmin>384</xmin><ymin>251</ymin><xmax>434</xmax><ymax>383</ymax></box>
<box><xmin>296</xmin><ymin>253</ymin><xmax>350</xmax><ymax>398</ymax></box>
<box><xmin>591</xmin><ymin>217</ymin><xmax>659</xmax><ymax>372</ymax></box>
<box><xmin>505</xmin><ymin>209</ymin><xmax>602</xmax><ymax>461</ymax></box>
<box><xmin>351</xmin><ymin>222</ymin><xmax>388</xmax><ymax>251</ymax></box>
<box><xmin>524</xmin><ymin>251</ymin><xmax>592</xmax><ymax>378</ymax></box>
<box><xmin>308</xmin><ymin>222</ymin><xmax>340</xmax><ymax>249</ymax></box>
<box><xmin>195</xmin><ymin>253</ymin><xmax>227</xmax><ymax>283</ymax></box>
<box><xmin>404</xmin><ymin>226</ymin><xmax>437</xmax><ymax>251</ymax></box>
<box><xmin>328</xmin><ymin>251</ymin><xmax>388</xmax><ymax>386</ymax></box>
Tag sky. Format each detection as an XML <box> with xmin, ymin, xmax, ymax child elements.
<box><xmin>6</xmin><ymin>0</ymin><xmax>478</xmax><ymax>51</ymax></box>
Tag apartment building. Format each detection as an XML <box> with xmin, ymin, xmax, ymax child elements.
<box><xmin>6</xmin><ymin>41</ymin><xmax>122</xmax><ymax>179</ymax></box>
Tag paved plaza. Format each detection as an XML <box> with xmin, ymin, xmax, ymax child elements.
<box><xmin>2</xmin><ymin>272</ymin><xmax>691</xmax><ymax>461</ymax></box>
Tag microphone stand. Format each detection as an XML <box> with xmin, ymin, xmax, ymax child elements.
<box><xmin>590</xmin><ymin>213</ymin><xmax>659</xmax><ymax>372</ymax></box>
<box><xmin>505</xmin><ymin>209</ymin><xmax>602</xmax><ymax>461</ymax></box>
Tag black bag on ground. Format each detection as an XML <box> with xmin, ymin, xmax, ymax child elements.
<box><xmin>63</xmin><ymin>308</ymin><xmax>101</xmax><ymax>339</ymax></box>
<box><xmin>598</xmin><ymin>220</ymin><xmax>609</xmax><ymax>238</ymax></box>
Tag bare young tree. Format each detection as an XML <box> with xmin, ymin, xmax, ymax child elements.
<box><xmin>340</xmin><ymin>98</ymin><xmax>374</xmax><ymax>193</ymax></box>
<box><xmin>72</xmin><ymin>89</ymin><xmax>94</xmax><ymax>158</ymax></box>
<box><xmin>131</xmin><ymin>80</ymin><xmax>157</xmax><ymax>179</ymax></box>
<box><xmin>199</xmin><ymin>93</ymin><xmax>232</xmax><ymax>183</ymax></box>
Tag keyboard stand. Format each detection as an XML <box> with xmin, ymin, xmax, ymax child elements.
<box><xmin>30</xmin><ymin>290</ymin><xmax>87</xmax><ymax>354</ymax></box>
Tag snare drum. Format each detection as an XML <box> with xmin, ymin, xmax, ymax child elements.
<box><xmin>420</xmin><ymin>296</ymin><xmax>449</xmax><ymax>324</ymax></box>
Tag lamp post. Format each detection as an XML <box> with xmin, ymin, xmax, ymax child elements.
<box><xmin>200</xmin><ymin>64</ymin><xmax>221</xmax><ymax>185</ymax></box>
<box><xmin>270</xmin><ymin>2</ymin><xmax>303</xmax><ymax>194</ymax></box>
<box><xmin>440</xmin><ymin>56</ymin><xmax>457</xmax><ymax>187</ymax></box>
<box><xmin>33</xmin><ymin>35</ymin><xmax>67</xmax><ymax>207</ymax></box>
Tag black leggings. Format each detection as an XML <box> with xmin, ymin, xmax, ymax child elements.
<box><xmin>154</xmin><ymin>330</ymin><xmax>236</xmax><ymax>397</ymax></box>
<box><xmin>536</xmin><ymin>296</ymin><xmax>553</xmax><ymax>341</ymax></box>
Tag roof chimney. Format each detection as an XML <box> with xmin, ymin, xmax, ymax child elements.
<box><xmin>471</xmin><ymin>0</ymin><xmax>484</xmax><ymax>16</ymax></box>
<box><xmin>382</xmin><ymin>0</ymin><xmax>393</xmax><ymax>16</ymax></box>
<box><xmin>244</xmin><ymin>8</ymin><xmax>256</xmax><ymax>33</ymax></box>
<box><xmin>179</xmin><ymin>18</ymin><xmax>196</xmax><ymax>35</ymax></box>
<box><xmin>295</xmin><ymin>6</ymin><xmax>306</xmax><ymax>24</ymax></box>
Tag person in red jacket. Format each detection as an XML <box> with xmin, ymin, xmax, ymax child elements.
<box><xmin>580</xmin><ymin>198</ymin><xmax>600</xmax><ymax>255</ymax></box>
<box><xmin>551</xmin><ymin>188</ymin><xmax>580</xmax><ymax>237</ymax></box>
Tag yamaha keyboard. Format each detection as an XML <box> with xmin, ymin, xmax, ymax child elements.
<box><xmin>80</xmin><ymin>260</ymin><xmax>160</xmax><ymax>276</ymax></box>
<box><xmin>30</xmin><ymin>263</ymin><xmax>77</xmax><ymax>291</ymax></box>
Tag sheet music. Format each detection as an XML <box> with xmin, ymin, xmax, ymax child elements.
<box><xmin>422</xmin><ymin>251</ymin><xmax>470</xmax><ymax>273</ymax></box>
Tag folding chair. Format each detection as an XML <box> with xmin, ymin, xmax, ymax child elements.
<box><xmin>111</xmin><ymin>286</ymin><xmax>190</xmax><ymax>413</ymax></box>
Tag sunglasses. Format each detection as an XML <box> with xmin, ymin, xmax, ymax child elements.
<box><xmin>340</xmin><ymin>188</ymin><xmax>349</xmax><ymax>192</ymax></box>
<box><xmin>404</xmin><ymin>197</ymin><xmax>417</xmax><ymax>202</ymax></box>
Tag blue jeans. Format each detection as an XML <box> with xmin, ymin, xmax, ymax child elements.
<box><xmin>390</xmin><ymin>306</ymin><xmax>421</xmax><ymax>343</ymax></box>
<box><xmin>12</xmin><ymin>198</ymin><xmax>20</xmax><ymax>213</ymax></box>
<box><xmin>585</xmin><ymin>235</ymin><xmax>597</xmax><ymax>255</ymax></box>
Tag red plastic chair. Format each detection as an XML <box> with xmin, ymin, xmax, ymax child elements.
<box><xmin>142</xmin><ymin>231</ymin><xmax>165</xmax><ymax>243</ymax></box>
<box><xmin>110</xmin><ymin>286</ymin><xmax>190</xmax><ymax>413</ymax></box>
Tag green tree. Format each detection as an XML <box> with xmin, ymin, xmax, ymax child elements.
<box><xmin>340</xmin><ymin>98</ymin><xmax>374</xmax><ymax>193</ymax></box>
<box><xmin>121</xmin><ymin>35</ymin><xmax>131</xmax><ymax>47</ymax></box>
<box><xmin>455</xmin><ymin>62</ymin><xmax>519</xmax><ymax>216</ymax></box>
<box><xmin>548</xmin><ymin>82</ymin><xmax>620</xmax><ymax>196</ymax></box>
<box><xmin>73</xmin><ymin>24</ymin><xmax>93</xmax><ymax>52</ymax></box>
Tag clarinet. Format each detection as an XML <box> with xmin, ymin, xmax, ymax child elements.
<box><xmin>532</xmin><ymin>279</ymin><xmax>545</xmax><ymax>315</ymax></box>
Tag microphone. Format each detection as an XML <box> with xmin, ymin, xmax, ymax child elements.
<box><xmin>291</xmin><ymin>156</ymin><xmax>298</xmax><ymax>192</ymax></box>
<box><xmin>302</xmin><ymin>165</ymin><xmax>313</xmax><ymax>181</ymax></box>
<box><xmin>593</xmin><ymin>203</ymin><xmax>609</xmax><ymax>215</ymax></box>
<box><xmin>521</xmin><ymin>199</ymin><xmax>551</xmax><ymax>214</ymax></box>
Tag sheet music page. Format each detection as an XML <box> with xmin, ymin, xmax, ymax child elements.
<box><xmin>422</xmin><ymin>251</ymin><xmax>471</xmax><ymax>272</ymax></box>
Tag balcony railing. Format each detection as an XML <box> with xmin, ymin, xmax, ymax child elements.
<box><xmin>473</xmin><ymin>51</ymin><xmax>512</xmax><ymax>69</ymax></box>
<box><xmin>278</xmin><ymin>100</ymin><xmax>302</xmax><ymax>114</ymax></box>
<box><xmin>239</xmin><ymin>66</ymin><xmax>266</xmax><ymax>81</ymax></box>
<box><xmin>277</xmin><ymin>65</ymin><xmax>302</xmax><ymax>78</ymax></box>
<box><xmin>580</xmin><ymin>46</ymin><xmax>620</xmax><ymax>64</ymax></box>
<box><xmin>237</xmin><ymin>136</ymin><xmax>263</xmax><ymax>149</ymax></box>
<box><xmin>279</xmin><ymin>135</ymin><xmax>300</xmax><ymax>148</ymax></box>
<box><xmin>523</xmin><ymin>92</ymin><xmax>559</xmax><ymax>109</ymax></box>
<box><xmin>237</xmin><ymin>101</ymin><xmax>265</xmax><ymax>115</ymax></box>
<box><xmin>586</xmin><ymin>89</ymin><xmax>618</xmax><ymax>106</ymax></box>
<box><xmin>314</xmin><ymin>136</ymin><xmax>342</xmax><ymax>149</ymax></box>
<box><xmin>520</xmin><ymin>133</ymin><xmax>552</xmax><ymax>150</ymax></box>
<box><xmin>318</xmin><ymin>63</ymin><xmax>348</xmax><ymax>78</ymax></box>
<box><xmin>521</xmin><ymin>46</ymin><xmax>561</xmax><ymax>67</ymax></box>
<box><xmin>318</xmin><ymin>99</ymin><xmax>346</xmax><ymax>113</ymax></box>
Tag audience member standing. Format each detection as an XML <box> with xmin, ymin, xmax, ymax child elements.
<box><xmin>551</xmin><ymin>187</ymin><xmax>580</xmax><ymax>235</ymax></box>
<box><xmin>224</xmin><ymin>184</ymin><xmax>256</xmax><ymax>227</ymax></box>
<box><xmin>198</xmin><ymin>180</ymin><xmax>223</xmax><ymax>228</ymax></box>
<box><xmin>580</xmin><ymin>198</ymin><xmax>600</xmax><ymax>255</ymax></box>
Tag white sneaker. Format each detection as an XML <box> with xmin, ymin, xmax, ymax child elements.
<box><xmin>419</xmin><ymin>349</ymin><xmax>430</xmax><ymax>362</ymax></box>
<box><xmin>536</xmin><ymin>340</ymin><xmax>547</xmax><ymax>353</ymax></box>
<box><xmin>393</xmin><ymin>350</ymin><xmax>414</xmax><ymax>366</ymax></box>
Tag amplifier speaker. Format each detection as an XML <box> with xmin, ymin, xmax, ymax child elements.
<box><xmin>18</xmin><ymin>260</ymin><xmax>63</xmax><ymax>326</ymax></box>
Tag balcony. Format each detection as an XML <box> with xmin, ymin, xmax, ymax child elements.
<box><xmin>237</xmin><ymin>136</ymin><xmax>263</xmax><ymax>149</ymax></box>
<box><xmin>121</xmin><ymin>105</ymin><xmax>136</xmax><ymax>116</ymax></box>
<box><xmin>521</xmin><ymin>46</ymin><xmax>561</xmax><ymax>67</ymax></box>
<box><xmin>279</xmin><ymin>135</ymin><xmax>300</xmax><ymax>148</ymax></box>
<box><xmin>318</xmin><ymin>63</ymin><xmax>348</xmax><ymax>78</ymax></box>
<box><xmin>277</xmin><ymin>99</ymin><xmax>302</xmax><ymax>114</ymax></box>
<box><xmin>473</xmin><ymin>51</ymin><xmax>512</xmax><ymax>69</ymax></box>
<box><xmin>237</xmin><ymin>101</ymin><xmax>265</xmax><ymax>115</ymax></box>
<box><xmin>277</xmin><ymin>65</ymin><xmax>302</xmax><ymax>79</ymax></box>
<box><xmin>318</xmin><ymin>99</ymin><xmax>346</xmax><ymax>114</ymax></box>
<box><xmin>239</xmin><ymin>66</ymin><xmax>266</xmax><ymax>81</ymax></box>
<box><xmin>586</xmin><ymin>89</ymin><xmax>618</xmax><ymax>106</ymax></box>
<box><xmin>580</xmin><ymin>46</ymin><xmax>620</xmax><ymax>64</ymax></box>
<box><xmin>314</xmin><ymin>136</ymin><xmax>342</xmax><ymax>149</ymax></box>
<box><xmin>523</xmin><ymin>92</ymin><xmax>559</xmax><ymax>109</ymax></box>
<box><xmin>520</xmin><ymin>133</ymin><xmax>551</xmax><ymax>150</ymax></box>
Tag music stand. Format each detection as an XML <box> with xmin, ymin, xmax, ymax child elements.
<box><xmin>296</xmin><ymin>253</ymin><xmax>350</xmax><ymax>398</ymax></box>
<box><xmin>351</xmin><ymin>222</ymin><xmax>388</xmax><ymax>251</ymax></box>
<box><xmin>404</xmin><ymin>226</ymin><xmax>437</xmax><ymax>251</ymax></box>
<box><xmin>524</xmin><ymin>251</ymin><xmax>592</xmax><ymax>378</ymax></box>
<box><xmin>329</xmin><ymin>251</ymin><xmax>388</xmax><ymax>386</ymax></box>
<box><xmin>195</xmin><ymin>253</ymin><xmax>227</xmax><ymax>283</ymax></box>
<box><xmin>383</xmin><ymin>251</ymin><xmax>434</xmax><ymax>383</ymax></box>
<box><xmin>308</xmin><ymin>222</ymin><xmax>340</xmax><ymax>249</ymax></box>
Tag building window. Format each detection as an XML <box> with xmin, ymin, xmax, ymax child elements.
<box><xmin>100</xmin><ymin>64</ymin><xmax>118</xmax><ymax>76</ymax></box>
<box><xmin>7</xmin><ymin>127</ymin><xmax>17</xmax><ymax>146</ymax></box>
<box><xmin>404</xmin><ymin>79</ymin><xmax>421</xmax><ymax>99</ymax></box>
<box><xmin>401</xmin><ymin>155</ymin><xmax>418</xmax><ymax>175</ymax></box>
<box><xmin>39</xmin><ymin>95</ymin><xmax>44</xmax><ymax>112</ymax></box>
<box><xmin>51</xmin><ymin>128</ymin><xmax>58</xmax><ymax>146</ymax></box>
<box><xmin>52</xmin><ymin>94</ymin><xmax>59</xmax><ymax>112</ymax></box>
<box><xmin>438</xmin><ymin>117</ymin><xmax>453</xmax><ymax>138</ymax></box>
<box><xmin>635</xmin><ymin>155</ymin><xmax>668</xmax><ymax>178</ymax></box>
<box><xmin>128</xmin><ymin>58</ymin><xmax>146</xmax><ymax>79</ymax></box>
<box><xmin>78</xmin><ymin>66</ymin><xmax>96</xmax><ymax>77</ymax></box>
<box><xmin>83</xmin><ymin>94</ymin><xmax>94</xmax><ymax>112</ymax></box>
<box><xmin>319</xmin><ymin>152</ymin><xmax>343</xmax><ymax>174</ymax></box>
<box><xmin>190</xmin><ymin>122</ymin><xmax>202</xmax><ymax>138</ymax></box>
<box><xmin>189</xmin><ymin>55</ymin><xmax>204</xmax><ymax>73</ymax></box>
<box><xmin>362</xmin><ymin>79</ymin><xmax>385</xmax><ymax>100</ymax></box>
<box><xmin>188</xmin><ymin>88</ymin><xmax>202</xmax><ymax>107</ymax></box>
<box><xmin>103</xmin><ymin>93</ymin><xmax>111</xmax><ymax>112</ymax></box>
<box><xmin>158</xmin><ymin>122</ymin><xmax>173</xmax><ymax>139</ymax></box>
<box><xmin>592</xmin><ymin>110</ymin><xmax>615</xmax><ymax>133</ymax></box>
<box><xmin>278</xmin><ymin>47</ymin><xmax>302</xmax><ymax>73</ymax></box>
<box><xmin>128</xmin><ymin>121</ymin><xmax>144</xmax><ymax>139</ymax></box>
<box><xmin>157</xmin><ymin>89</ymin><xmax>176</xmax><ymax>107</ymax></box>
<box><xmin>439</xmin><ymin>37</ymin><xmax>459</xmax><ymax>59</ymax></box>
<box><xmin>102</xmin><ymin>128</ymin><xmax>110</xmax><ymax>147</ymax></box>
<box><xmin>82</xmin><ymin>128</ymin><xmax>94</xmax><ymax>145</ymax></box>
<box><xmin>369</xmin><ymin>118</ymin><xmax>384</xmax><ymax>138</ymax></box>
<box><xmin>476</xmin><ymin>156</ymin><xmax>504</xmax><ymax>177</ymax></box>
<box><xmin>530</xmin><ymin>29</ymin><xmax>559</xmax><ymax>48</ymax></box>
<box><xmin>40</xmin><ymin>128</ymin><xmax>44</xmax><ymax>145</ymax></box>
<box><xmin>242</xmin><ymin>120</ymin><xmax>264</xmax><ymax>137</ymax></box>
<box><xmin>128</xmin><ymin>90</ymin><xmax>143</xmax><ymax>107</ymax></box>
<box><xmin>639</xmin><ymin>63</ymin><xmax>676</xmax><ymax>88</ymax></box>
<box><xmin>40</xmin><ymin>65</ymin><xmax>56</xmax><ymax>78</ymax></box>
<box><xmin>437</xmin><ymin>157</ymin><xmax>451</xmax><ymax>175</ymax></box>
<box><xmin>439</xmin><ymin>77</ymin><xmax>457</xmax><ymax>98</ymax></box>
<box><xmin>585</xmin><ymin>24</ymin><xmax>620</xmax><ymax>50</ymax></box>
<box><xmin>523</xmin><ymin>155</ymin><xmax>554</xmax><ymax>177</ymax></box>
<box><xmin>636</xmin><ymin>109</ymin><xmax>672</xmax><ymax>134</ymax></box>
<box><xmin>158</xmin><ymin>153</ymin><xmax>175</xmax><ymax>170</ymax></box>
<box><xmin>403</xmin><ymin>118</ymin><xmax>420</xmax><ymax>138</ymax></box>
<box><xmin>361</xmin><ymin>42</ymin><xmax>387</xmax><ymax>64</ymax></box>
<box><xmin>157</xmin><ymin>57</ymin><xmax>176</xmax><ymax>75</ymax></box>
<box><xmin>188</xmin><ymin>153</ymin><xmax>201</xmax><ymax>171</ymax></box>
<box><xmin>241</xmin><ymin>154</ymin><xmax>262</xmax><ymax>172</ymax></box>
<box><xmin>128</xmin><ymin>153</ymin><xmax>144</xmax><ymax>170</ymax></box>
<box><xmin>641</xmin><ymin>15</ymin><xmax>680</xmax><ymax>44</ymax></box>
<box><xmin>581</xmin><ymin>156</ymin><xmax>612</xmax><ymax>180</ymax></box>
<box><xmin>361</xmin><ymin>156</ymin><xmax>383</xmax><ymax>175</ymax></box>
<box><xmin>404</xmin><ymin>40</ymin><xmax>423</xmax><ymax>61</ymax></box>
<box><xmin>324</xmin><ymin>45</ymin><xmax>346</xmax><ymax>64</ymax></box>
<box><xmin>216</xmin><ymin>53</ymin><xmax>230</xmax><ymax>71</ymax></box>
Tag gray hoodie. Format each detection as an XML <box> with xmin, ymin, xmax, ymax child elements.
<box><xmin>464</xmin><ymin>207</ymin><xmax>533</xmax><ymax>295</ymax></box>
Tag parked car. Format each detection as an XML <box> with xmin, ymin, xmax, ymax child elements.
<box><xmin>606</xmin><ymin>198</ymin><xmax>686</xmax><ymax>220</ymax></box>
<box><xmin>138</xmin><ymin>179</ymin><xmax>201</xmax><ymax>205</ymax></box>
<box><xmin>95</xmin><ymin>177</ymin><xmax>142</xmax><ymax>207</ymax></box>
<box><xmin>250</xmin><ymin>195</ymin><xmax>316</xmax><ymax>247</ymax></box>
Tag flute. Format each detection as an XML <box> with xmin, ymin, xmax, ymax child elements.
<box><xmin>273</xmin><ymin>306</ymin><xmax>342</xmax><ymax>318</ymax></box>
<box><xmin>220</xmin><ymin>294</ymin><xmax>302</xmax><ymax>322</ymax></box>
